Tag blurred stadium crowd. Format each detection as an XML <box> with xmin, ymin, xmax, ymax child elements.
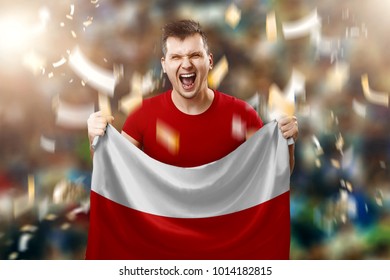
<box><xmin>0</xmin><ymin>0</ymin><xmax>389</xmax><ymax>259</ymax></box>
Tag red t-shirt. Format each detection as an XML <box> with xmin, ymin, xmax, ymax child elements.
<box><xmin>122</xmin><ymin>90</ymin><xmax>263</xmax><ymax>167</ymax></box>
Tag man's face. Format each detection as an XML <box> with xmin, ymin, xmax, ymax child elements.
<box><xmin>161</xmin><ymin>34</ymin><xmax>213</xmax><ymax>100</ymax></box>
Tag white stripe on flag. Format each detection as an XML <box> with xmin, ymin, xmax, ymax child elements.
<box><xmin>91</xmin><ymin>120</ymin><xmax>290</xmax><ymax>218</ymax></box>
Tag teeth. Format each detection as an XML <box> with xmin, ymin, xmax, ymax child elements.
<box><xmin>180</xmin><ymin>73</ymin><xmax>195</xmax><ymax>78</ymax></box>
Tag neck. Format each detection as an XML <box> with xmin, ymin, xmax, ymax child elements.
<box><xmin>171</xmin><ymin>88</ymin><xmax>214</xmax><ymax>115</ymax></box>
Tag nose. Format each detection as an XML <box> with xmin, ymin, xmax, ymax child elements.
<box><xmin>181</xmin><ymin>56</ymin><xmax>193</xmax><ymax>69</ymax></box>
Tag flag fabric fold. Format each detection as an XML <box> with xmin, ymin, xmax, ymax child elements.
<box><xmin>86</xmin><ymin>120</ymin><xmax>291</xmax><ymax>260</ymax></box>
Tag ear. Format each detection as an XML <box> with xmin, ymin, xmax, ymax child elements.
<box><xmin>208</xmin><ymin>53</ymin><xmax>214</xmax><ymax>70</ymax></box>
<box><xmin>161</xmin><ymin>57</ymin><xmax>166</xmax><ymax>73</ymax></box>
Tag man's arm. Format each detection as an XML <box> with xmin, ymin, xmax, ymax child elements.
<box><xmin>277</xmin><ymin>116</ymin><xmax>298</xmax><ymax>173</ymax></box>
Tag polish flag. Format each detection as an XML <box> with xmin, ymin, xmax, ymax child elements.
<box><xmin>86</xmin><ymin>121</ymin><xmax>291</xmax><ymax>260</ymax></box>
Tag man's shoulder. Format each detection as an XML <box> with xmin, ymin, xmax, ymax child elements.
<box><xmin>215</xmin><ymin>90</ymin><xmax>253</xmax><ymax>110</ymax></box>
<box><xmin>142</xmin><ymin>90</ymin><xmax>171</xmax><ymax>107</ymax></box>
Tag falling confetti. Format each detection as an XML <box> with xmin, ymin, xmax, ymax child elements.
<box><xmin>13</xmin><ymin>194</ymin><xmax>32</xmax><ymax>218</ymax></box>
<box><xmin>156</xmin><ymin>120</ymin><xmax>180</xmax><ymax>155</ymax></box>
<box><xmin>28</xmin><ymin>174</ymin><xmax>35</xmax><ymax>205</ymax></box>
<box><xmin>331</xmin><ymin>158</ymin><xmax>341</xmax><ymax>169</ymax></box>
<box><xmin>266</xmin><ymin>10</ymin><xmax>277</xmax><ymax>42</ymax></box>
<box><xmin>312</xmin><ymin>135</ymin><xmax>324</xmax><ymax>156</ymax></box>
<box><xmin>208</xmin><ymin>55</ymin><xmax>229</xmax><ymax>89</ymax></box>
<box><xmin>284</xmin><ymin>69</ymin><xmax>305</xmax><ymax>100</ymax></box>
<box><xmin>352</xmin><ymin>98</ymin><xmax>366</xmax><ymax>118</ymax></box>
<box><xmin>83</xmin><ymin>17</ymin><xmax>94</xmax><ymax>28</ymax></box>
<box><xmin>119</xmin><ymin>94</ymin><xmax>142</xmax><ymax>115</ymax></box>
<box><xmin>18</xmin><ymin>233</ymin><xmax>33</xmax><ymax>252</ymax></box>
<box><xmin>40</xmin><ymin>135</ymin><xmax>56</xmax><ymax>153</ymax></box>
<box><xmin>69</xmin><ymin>46</ymin><xmax>117</xmax><ymax>95</ymax></box>
<box><xmin>55</xmin><ymin>98</ymin><xmax>95</xmax><ymax>128</ymax></box>
<box><xmin>335</xmin><ymin>133</ymin><xmax>344</xmax><ymax>155</ymax></box>
<box><xmin>52</xmin><ymin>57</ymin><xmax>67</xmax><ymax>68</ymax></box>
<box><xmin>326</xmin><ymin>62</ymin><xmax>349</xmax><ymax>92</ymax></box>
<box><xmin>231</xmin><ymin>114</ymin><xmax>246</xmax><ymax>140</ymax></box>
<box><xmin>268</xmin><ymin>84</ymin><xmax>295</xmax><ymax>120</ymax></box>
<box><xmin>225</xmin><ymin>3</ymin><xmax>241</xmax><ymax>29</ymax></box>
<box><xmin>282</xmin><ymin>9</ymin><xmax>321</xmax><ymax>43</ymax></box>
<box><xmin>361</xmin><ymin>74</ymin><xmax>389</xmax><ymax>107</ymax></box>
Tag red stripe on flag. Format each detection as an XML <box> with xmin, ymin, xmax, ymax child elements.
<box><xmin>86</xmin><ymin>190</ymin><xmax>290</xmax><ymax>260</ymax></box>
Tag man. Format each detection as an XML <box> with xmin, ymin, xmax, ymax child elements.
<box><xmin>88</xmin><ymin>19</ymin><xmax>298</xmax><ymax>169</ymax></box>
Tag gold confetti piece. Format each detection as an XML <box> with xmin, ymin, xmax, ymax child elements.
<box><xmin>225</xmin><ymin>3</ymin><xmax>241</xmax><ymax>29</ymax></box>
<box><xmin>61</xmin><ymin>223</ymin><xmax>71</xmax><ymax>230</ymax></box>
<box><xmin>66</xmin><ymin>15</ymin><xmax>73</xmax><ymax>20</ymax></box>
<box><xmin>361</xmin><ymin>74</ymin><xmax>389</xmax><ymax>107</ymax></box>
<box><xmin>335</xmin><ymin>133</ymin><xmax>344</xmax><ymax>155</ymax></box>
<box><xmin>119</xmin><ymin>95</ymin><xmax>142</xmax><ymax>115</ymax></box>
<box><xmin>98</xmin><ymin>92</ymin><xmax>112</xmax><ymax>117</ymax></box>
<box><xmin>91</xmin><ymin>0</ymin><xmax>99</xmax><ymax>4</ymax></box>
<box><xmin>52</xmin><ymin>57</ymin><xmax>67</xmax><ymax>68</ymax></box>
<box><xmin>117</xmin><ymin>72</ymin><xmax>145</xmax><ymax>115</ymax></box>
<box><xmin>8</xmin><ymin>252</ymin><xmax>18</xmax><ymax>260</ymax></box>
<box><xmin>268</xmin><ymin>84</ymin><xmax>295</xmax><ymax>120</ymax></box>
<box><xmin>45</xmin><ymin>214</ymin><xmax>57</xmax><ymax>221</ymax></box>
<box><xmin>346</xmin><ymin>181</ymin><xmax>353</xmax><ymax>192</ymax></box>
<box><xmin>266</xmin><ymin>10</ymin><xmax>277</xmax><ymax>42</ymax></box>
<box><xmin>71</xmin><ymin>30</ymin><xmax>77</xmax><ymax>38</ymax></box>
<box><xmin>55</xmin><ymin>99</ymin><xmax>95</xmax><ymax>128</ymax></box>
<box><xmin>331</xmin><ymin>158</ymin><xmax>341</xmax><ymax>169</ymax></box>
<box><xmin>352</xmin><ymin>98</ymin><xmax>366</xmax><ymax>118</ymax></box>
<box><xmin>20</xmin><ymin>225</ymin><xmax>38</xmax><ymax>232</ymax></box>
<box><xmin>326</xmin><ymin>62</ymin><xmax>349</xmax><ymax>92</ymax></box>
<box><xmin>208</xmin><ymin>56</ymin><xmax>228</xmax><ymax>89</ymax></box>
<box><xmin>156</xmin><ymin>119</ymin><xmax>180</xmax><ymax>155</ymax></box>
<box><xmin>13</xmin><ymin>194</ymin><xmax>32</xmax><ymax>218</ymax></box>
<box><xmin>340</xmin><ymin>213</ymin><xmax>347</xmax><ymax>223</ymax></box>
<box><xmin>282</xmin><ymin>9</ymin><xmax>321</xmax><ymax>41</ymax></box>
<box><xmin>83</xmin><ymin>18</ymin><xmax>93</xmax><ymax>27</ymax></box>
<box><xmin>375</xmin><ymin>192</ymin><xmax>383</xmax><ymax>206</ymax></box>
<box><xmin>315</xmin><ymin>158</ymin><xmax>321</xmax><ymax>168</ymax></box>
<box><xmin>48</xmin><ymin>72</ymin><xmax>54</xmax><ymax>78</ymax></box>
<box><xmin>69</xmin><ymin>46</ymin><xmax>117</xmax><ymax>95</ymax></box>
<box><xmin>28</xmin><ymin>174</ymin><xmax>35</xmax><ymax>206</ymax></box>
<box><xmin>312</xmin><ymin>135</ymin><xmax>324</xmax><ymax>156</ymax></box>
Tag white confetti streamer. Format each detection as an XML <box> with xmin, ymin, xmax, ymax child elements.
<box><xmin>69</xmin><ymin>46</ymin><xmax>117</xmax><ymax>95</ymax></box>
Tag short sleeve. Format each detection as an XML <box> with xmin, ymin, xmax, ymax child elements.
<box><xmin>245</xmin><ymin>103</ymin><xmax>263</xmax><ymax>131</ymax></box>
<box><xmin>122</xmin><ymin>104</ymin><xmax>145</xmax><ymax>144</ymax></box>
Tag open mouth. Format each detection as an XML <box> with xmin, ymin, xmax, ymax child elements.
<box><xmin>179</xmin><ymin>73</ymin><xmax>196</xmax><ymax>90</ymax></box>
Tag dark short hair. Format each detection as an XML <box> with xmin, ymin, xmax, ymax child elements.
<box><xmin>161</xmin><ymin>19</ymin><xmax>209</xmax><ymax>56</ymax></box>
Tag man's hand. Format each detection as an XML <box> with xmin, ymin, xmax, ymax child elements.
<box><xmin>278</xmin><ymin>115</ymin><xmax>299</xmax><ymax>143</ymax></box>
<box><xmin>87</xmin><ymin>111</ymin><xmax>115</xmax><ymax>145</ymax></box>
